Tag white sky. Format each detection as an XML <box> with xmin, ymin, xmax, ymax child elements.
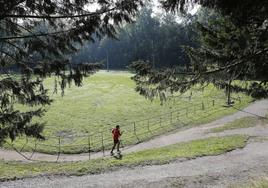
<box><xmin>87</xmin><ymin>0</ymin><xmax>200</xmax><ymax>16</ymax></box>
<box><xmin>85</xmin><ymin>0</ymin><xmax>201</xmax><ymax>24</ymax></box>
<box><xmin>152</xmin><ymin>0</ymin><xmax>200</xmax><ymax>15</ymax></box>
<box><xmin>151</xmin><ymin>0</ymin><xmax>201</xmax><ymax>23</ymax></box>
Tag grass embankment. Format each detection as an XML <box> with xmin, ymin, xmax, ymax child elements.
<box><xmin>5</xmin><ymin>71</ymin><xmax>252</xmax><ymax>154</ymax></box>
<box><xmin>210</xmin><ymin>117</ymin><xmax>261</xmax><ymax>133</ymax></box>
<box><xmin>231</xmin><ymin>177</ymin><xmax>268</xmax><ymax>188</ymax></box>
<box><xmin>0</xmin><ymin>135</ymin><xmax>248</xmax><ymax>181</ymax></box>
<box><xmin>210</xmin><ymin>113</ymin><xmax>268</xmax><ymax>133</ymax></box>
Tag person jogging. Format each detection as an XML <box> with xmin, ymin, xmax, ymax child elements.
<box><xmin>110</xmin><ymin>125</ymin><xmax>122</xmax><ymax>155</ymax></box>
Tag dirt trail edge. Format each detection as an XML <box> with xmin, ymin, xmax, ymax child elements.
<box><xmin>2</xmin><ymin>141</ymin><xmax>268</xmax><ymax>188</ymax></box>
<box><xmin>0</xmin><ymin>99</ymin><xmax>268</xmax><ymax>162</ymax></box>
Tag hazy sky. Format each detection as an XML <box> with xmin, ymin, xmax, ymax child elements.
<box><xmin>85</xmin><ymin>0</ymin><xmax>200</xmax><ymax>24</ymax></box>
<box><xmin>87</xmin><ymin>0</ymin><xmax>200</xmax><ymax>15</ymax></box>
<box><xmin>151</xmin><ymin>0</ymin><xmax>200</xmax><ymax>15</ymax></box>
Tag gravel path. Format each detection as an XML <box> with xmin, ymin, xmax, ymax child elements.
<box><xmin>2</xmin><ymin>140</ymin><xmax>268</xmax><ymax>188</ymax></box>
<box><xmin>0</xmin><ymin>99</ymin><xmax>267</xmax><ymax>162</ymax></box>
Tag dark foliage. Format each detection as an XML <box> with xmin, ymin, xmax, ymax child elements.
<box><xmin>131</xmin><ymin>1</ymin><xmax>268</xmax><ymax>103</ymax></box>
<box><xmin>71</xmin><ymin>6</ymin><xmax>198</xmax><ymax>69</ymax></box>
<box><xmin>0</xmin><ymin>0</ymin><xmax>143</xmax><ymax>144</ymax></box>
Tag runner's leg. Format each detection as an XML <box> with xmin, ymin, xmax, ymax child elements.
<box><xmin>111</xmin><ymin>141</ymin><xmax>116</xmax><ymax>153</ymax></box>
<box><xmin>117</xmin><ymin>140</ymin><xmax>120</xmax><ymax>152</ymax></box>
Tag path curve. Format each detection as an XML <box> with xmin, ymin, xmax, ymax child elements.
<box><xmin>2</xmin><ymin>140</ymin><xmax>268</xmax><ymax>188</ymax></box>
<box><xmin>0</xmin><ymin>99</ymin><xmax>267</xmax><ymax>162</ymax></box>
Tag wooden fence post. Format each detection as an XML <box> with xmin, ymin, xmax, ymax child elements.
<box><xmin>88</xmin><ymin>135</ymin><xmax>91</xmax><ymax>160</ymax></box>
<box><xmin>29</xmin><ymin>138</ymin><xmax>37</xmax><ymax>159</ymax></box>
<box><xmin>133</xmin><ymin>122</ymin><xmax>139</xmax><ymax>142</ymax></box>
<box><xmin>133</xmin><ymin>122</ymin><xmax>136</xmax><ymax>134</ymax></box>
<box><xmin>170</xmin><ymin>112</ymin><xmax>173</xmax><ymax>124</ymax></box>
<box><xmin>101</xmin><ymin>132</ymin><xmax>105</xmax><ymax>157</ymax></box>
<box><xmin>147</xmin><ymin>119</ymin><xmax>150</xmax><ymax>132</ymax></box>
<box><xmin>20</xmin><ymin>137</ymin><xmax>28</xmax><ymax>153</ymax></box>
<box><xmin>202</xmin><ymin>102</ymin><xmax>205</xmax><ymax>110</ymax></box>
<box><xmin>57</xmin><ymin>137</ymin><xmax>61</xmax><ymax>162</ymax></box>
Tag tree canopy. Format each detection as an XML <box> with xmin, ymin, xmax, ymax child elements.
<box><xmin>131</xmin><ymin>0</ymin><xmax>268</xmax><ymax>103</ymax></box>
<box><xmin>71</xmin><ymin>5</ymin><xmax>198</xmax><ymax>69</ymax></box>
<box><xmin>0</xmin><ymin>0</ymin><xmax>143</xmax><ymax>144</ymax></box>
<box><xmin>1</xmin><ymin>0</ymin><xmax>268</xmax><ymax>144</ymax></box>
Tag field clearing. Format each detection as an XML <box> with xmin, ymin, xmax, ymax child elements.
<box><xmin>5</xmin><ymin>71</ymin><xmax>252</xmax><ymax>154</ymax></box>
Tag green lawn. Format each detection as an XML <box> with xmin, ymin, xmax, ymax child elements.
<box><xmin>0</xmin><ymin>135</ymin><xmax>248</xmax><ymax>181</ymax></box>
<box><xmin>5</xmin><ymin>71</ymin><xmax>252</xmax><ymax>154</ymax></box>
<box><xmin>210</xmin><ymin>117</ymin><xmax>261</xmax><ymax>133</ymax></box>
<box><xmin>231</xmin><ymin>177</ymin><xmax>268</xmax><ymax>188</ymax></box>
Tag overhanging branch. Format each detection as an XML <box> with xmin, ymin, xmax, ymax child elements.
<box><xmin>1</xmin><ymin>6</ymin><xmax>118</xmax><ymax>19</ymax></box>
<box><xmin>176</xmin><ymin>47</ymin><xmax>268</xmax><ymax>77</ymax></box>
<box><xmin>0</xmin><ymin>28</ymin><xmax>73</xmax><ymax>40</ymax></box>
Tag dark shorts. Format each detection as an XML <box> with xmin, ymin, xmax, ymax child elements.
<box><xmin>114</xmin><ymin>139</ymin><xmax>120</xmax><ymax>144</ymax></box>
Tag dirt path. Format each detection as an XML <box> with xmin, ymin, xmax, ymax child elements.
<box><xmin>2</xmin><ymin>140</ymin><xmax>268</xmax><ymax>188</ymax></box>
<box><xmin>0</xmin><ymin>99</ymin><xmax>267</xmax><ymax>162</ymax></box>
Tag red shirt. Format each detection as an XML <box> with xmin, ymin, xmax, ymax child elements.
<box><xmin>112</xmin><ymin>128</ymin><xmax>121</xmax><ymax>140</ymax></box>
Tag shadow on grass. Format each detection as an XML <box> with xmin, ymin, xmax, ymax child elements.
<box><xmin>113</xmin><ymin>153</ymin><xmax>123</xmax><ymax>160</ymax></box>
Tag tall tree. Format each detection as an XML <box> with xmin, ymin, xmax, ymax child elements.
<box><xmin>72</xmin><ymin>5</ymin><xmax>198</xmax><ymax>69</ymax></box>
<box><xmin>0</xmin><ymin>0</ymin><xmax>143</xmax><ymax>144</ymax></box>
<box><xmin>130</xmin><ymin>0</ymin><xmax>268</xmax><ymax>103</ymax></box>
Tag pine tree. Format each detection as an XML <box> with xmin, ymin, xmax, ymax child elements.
<box><xmin>130</xmin><ymin>1</ymin><xmax>268</xmax><ymax>103</ymax></box>
<box><xmin>0</xmin><ymin>0</ymin><xmax>143</xmax><ymax>144</ymax></box>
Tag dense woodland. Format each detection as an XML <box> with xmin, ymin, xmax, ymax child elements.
<box><xmin>71</xmin><ymin>5</ymin><xmax>199</xmax><ymax>69</ymax></box>
<box><xmin>131</xmin><ymin>0</ymin><xmax>268</xmax><ymax>103</ymax></box>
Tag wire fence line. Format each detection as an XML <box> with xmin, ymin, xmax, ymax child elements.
<box><xmin>7</xmin><ymin>96</ymin><xmax>239</xmax><ymax>162</ymax></box>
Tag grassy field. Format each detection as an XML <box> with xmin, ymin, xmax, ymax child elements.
<box><xmin>231</xmin><ymin>177</ymin><xmax>268</xmax><ymax>188</ymax></box>
<box><xmin>0</xmin><ymin>135</ymin><xmax>248</xmax><ymax>181</ymax></box>
<box><xmin>5</xmin><ymin>71</ymin><xmax>252</xmax><ymax>154</ymax></box>
<box><xmin>210</xmin><ymin>117</ymin><xmax>261</xmax><ymax>133</ymax></box>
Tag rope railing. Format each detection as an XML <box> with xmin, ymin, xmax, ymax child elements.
<box><xmin>9</xmin><ymin>97</ymin><xmax>231</xmax><ymax>162</ymax></box>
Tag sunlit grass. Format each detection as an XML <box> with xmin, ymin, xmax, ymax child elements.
<box><xmin>0</xmin><ymin>135</ymin><xmax>248</xmax><ymax>181</ymax></box>
<box><xmin>230</xmin><ymin>177</ymin><xmax>268</xmax><ymax>188</ymax></box>
<box><xmin>210</xmin><ymin>117</ymin><xmax>261</xmax><ymax>133</ymax></box>
<box><xmin>4</xmin><ymin>71</ymin><xmax>252</xmax><ymax>154</ymax></box>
